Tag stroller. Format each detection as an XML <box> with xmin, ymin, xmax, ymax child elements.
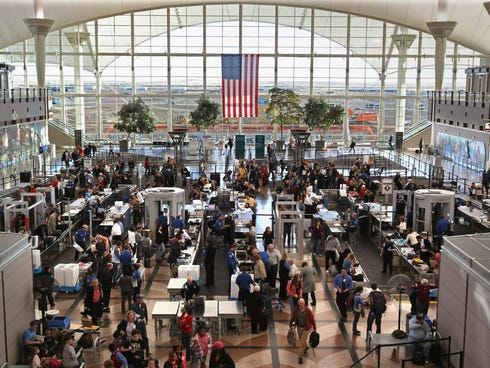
<box><xmin>261</xmin><ymin>283</ymin><xmax>286</xmax><ymax>312</ymax></box>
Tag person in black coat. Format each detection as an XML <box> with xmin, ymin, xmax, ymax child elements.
<box><xmin>84</xmin><ymin>278</ymin><xmax>103</xmax><ymax>325</ymax></box>
<box><xmin>247</xmin><ymin>285</ymin><xmax>266</xmax><ymax>334</ymax></box>
<box><xmin>131</xmin><ymin>294</ymin><xmax>150</xmax><ymax>355</ymax></box>
<box><xmin>34</xmin><ymin>266</ymin><xmax>56</xmax><ymax>308</ymax></box>
<box><xmin>99</xmin><ymin>262</ymin><xmax>113</xmax><ymax>312</ymax></box>
<box><xmin>278</xmin><ymin>253</ymin><xmax>290</xmax><ymax>299</ymax></box>
<box><xmin>203</xmin><ymin>241</ymin><xmax>216</xmax><ymax>287</ymax></box>
<box><xmin>113</xmin><ymin>310</ymin><xmax>146</xmax><ymax>344</ymax></box>
<box><xmin>209</xmin><ymin>341</ymin><xmax>235</xmax><ymax>368</ymax></box>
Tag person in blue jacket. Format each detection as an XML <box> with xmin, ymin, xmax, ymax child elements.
<box><xmin>226</xmin><ymin>244</ymin><xmax>238</xmax><ymax>294</ymax></box>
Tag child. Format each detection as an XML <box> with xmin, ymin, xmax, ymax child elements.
<box><xmin>173</xmin><ymin>345</ymin><xmax>186</xmax><ymax>368</ymax></box>
<box><xmin>31</xmin><ymin>346</ymin><xmax>41</xmax><ymax>368</ymax></box>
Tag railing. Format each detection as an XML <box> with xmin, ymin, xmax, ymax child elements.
<box><xmin>403</xmin><ymin>120</ymin><xmax>432</xmax><ymax>141</ymax></box>
<box><xmin>48</xmin><ymin>118</ymin><xmax>75</xmax><ymax>138</ymax></box>
<box><xmin>350</xmin><ymin>336</ymin><xmax>452</xmax><ymax>368</ymax></box>
<box><xmin>401</xmin><ymin>351</ymin><xmax>464</xmax><ymax>368</ymax></box>
<box><xmin>1</xmin><ymin>87</ymin><xmax>49</xmax><ymax>103</ymax></box>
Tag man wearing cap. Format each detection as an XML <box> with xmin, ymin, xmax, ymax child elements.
<box><xmin>266</xmin><ymin>244</ymin><xmax>281</xmax><ymax>288</ymax></box>
<box><xmin>131</xmin><ymin>294</ymin><xmax>150</xmax><ymax>355</ymax></box>
<box><xmin>131</xmin><ymin>294</ymin><xmax>148</xmax><ymax>324</ymax></box>
<box><xmin>408</xmin><ymin>313</ymin><xmax>432</xmax><ymax>359</ymax></box>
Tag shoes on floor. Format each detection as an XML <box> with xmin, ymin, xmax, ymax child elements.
<box><xmin>341</xmin><ymin>317</ymin><xmax>348</xmax><ymax>322</ymax></box>
<box><xmin>353</xmin><ymin>330</ymin><xmax>361</xmax><ymax>336</ymax></box>
<box><xmin>381</xmin><ymin>270</ymin><xmax>387</xmax><ymax>273</ymax></box>
<box><xmin>103</xmin><ymin>307</ymin><xmax>111</xmax><ymax>313</ymax></box>
<box><xmin>298</xmin><ymin>357</ymin><xmax>303</xmax><ymax>364</ymax></box>
<box><xmin>80</xmin><ymin>311</ymin><xmax>88</xmax><ymax>316</ymax></box>
<box><xmin>311</xmin><ymin>303</ymin><xmax>316</xmax><ymax>306</ymax></box>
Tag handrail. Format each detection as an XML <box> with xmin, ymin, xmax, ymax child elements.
<box><xmin>48</xmin><ymin>118</ymin><xmax>75</xmax><ymax>138</ymax></box>
<box><xmin>403</xmin><ymin>120</ymin><xmax>432</xmax><ymax>141</ymax></box>
<box><xmin>350</xmin><ymin>335</ymin><xmax>452</xmax><ymax>368</ymax></box>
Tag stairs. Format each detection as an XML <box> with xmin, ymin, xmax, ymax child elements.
<box><xmin>48</xmin><ymin>118</ymin><xmax>75</xmax><ymax>148</ymax></box>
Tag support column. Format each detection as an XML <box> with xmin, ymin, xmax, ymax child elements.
<box><xmin>343</xmin><ymin>15</ymin><xmax>351</xmax><ymax>148</ymax></box>
<box><xmin>23</xmin><ymin>18</ymin><xmax>54</xmax><ymax>88</ymax></box>
<box><xmin>377</xmin><ymin>22</ymin><xmax>387</xmax><ymax>143</ymax></box>
<box><xmin>426</xmin><ymin>21</ymin><xmax>457</xmax><ymax>146</ymax></box>
<box><xmin>426</xmin><ymin>21</ymin><xmax>457</xmax><ymax>91</ymax></box>
<box><xmin>65</xmin><ymin>31</ymin><xmax>90</xmax><ymax>134</ymax></box>
<box><xmin>392</xmin><ymin>34</ymin><xmax>416</xmax><ymax>150</ymax></box>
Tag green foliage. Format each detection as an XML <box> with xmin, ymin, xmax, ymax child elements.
<box><xmin>303</xmin><ymin>96</ymin><xmax>330</xmax><ymax>130</ymax></box>
<box><xmin>325</xmin><ymin>104</ymin><xmax>345</xmax><ymax>127</ymax></box>
<box><xmin>265</xmin><ymin>87</ymin><xmax>303</xmax><ymax>141</ymax></box>
<box><xmin>303</xmin><ymin>97</ymin><xmax>345</xmax><ymax>136</ymax></box>
<box><xmin>115</xmin><ymin>98</ymin><xmax>156</xmax><ymax>138</ymax></box>
<box><xmin>189</xmin><ymin>95</ymin><xmax>221</xmax><ymax>131</ymax></box>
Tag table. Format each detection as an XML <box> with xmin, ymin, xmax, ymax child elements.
<box><xmin>167</xmin><ymin>278</ymin><xmax>188</xmax><ymax>300</ymax></box>
<box><xmin>326</xmin><ymin>223</ymin><xmax>346</xmax><ymax>239</ymax></box>
<box><xmin>366</xmin><ymin>332</ymin><xmax>407</xmax><ymax>360</ymax></box>
<box><xmin>218</xmin><ymin>300</ymin><xmax>244</xmax><ymax>338</ymax></box>
<box><xmin>151</xmin><ymin>301</ymin><xmax>181</xmax><ymax>336</ymax></box>
<box><xmin>314</xmin><ymin>209</ymin><xmax>341</xmax><ymax>223</ymax></box>
<box><xmin>203</xmin><ymin>300</ymin><xmax>219</xmax><ymax>336</ymax></box>
<box><xmin>456</xmin><ymin>205</ymin><xmax>490</xmax><ymax>232</ymax></box>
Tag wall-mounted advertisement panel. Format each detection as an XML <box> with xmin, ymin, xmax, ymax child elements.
<box><xmin>435</xmin><ymin>132</ymin><xmax>486</xmax><ymax>171</ymax></box>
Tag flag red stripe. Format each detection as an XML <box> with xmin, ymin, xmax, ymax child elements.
<box><xmin>222</xmin><ymin>54</ymin><xmax>259</xmax><ymax>118</ymax></box>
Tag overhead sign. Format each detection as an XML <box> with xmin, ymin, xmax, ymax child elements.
<box><xmin>381</xmin><ymin>178</ymin><xmax>393</xmax><ymax>195</ymax></box>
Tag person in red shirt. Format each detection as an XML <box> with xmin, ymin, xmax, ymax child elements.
<box><xmin>289</xmin><ymin>298</ymin><xmax>317</xmax><ymax>364</ymax></box>
<box><xmin>178</xmin><ymin>304</ymin><xmax>193</xmax><ymax>363</ymax></box>
<box><xmin>412</xmin><ymin>278</ymin><xmax>438</xmax><ymax>315</ymax></box>
<box><xmin>85</xmin><ymin>278</ymin><xmax>103</xmax><ymax>325</ymax></box>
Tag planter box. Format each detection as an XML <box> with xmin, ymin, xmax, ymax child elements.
<box><xmin>315</xmin><ymin>140</ymin><xmax>325</xmax><ymax>150</ymax></box>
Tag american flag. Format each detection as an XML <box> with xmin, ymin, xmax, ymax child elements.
<box><xmin>221</xmin><ymin>54</ymin><xmax>260</xmax><ymax>118</ymax></box>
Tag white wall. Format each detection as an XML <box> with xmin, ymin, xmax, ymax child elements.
<box><xmin>437</xmin><ymin>245</ymin><xmax>490</xmax><ymax>368</ymax></box>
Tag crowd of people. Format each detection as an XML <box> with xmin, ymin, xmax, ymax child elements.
<box><xmin>15</xmin><ymin>140</ymin><xmax>448</xmax><ymax>368</ymax></box>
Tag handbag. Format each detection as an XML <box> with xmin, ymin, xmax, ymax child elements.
<box><xmin>287</xmin><ymin>326</ymin><xmax>296</xmax><ymax>346</ymax></box>
<box><xmin>360</xmin><ymin>306</ymin><xmax>366</xmax><ymax>318</ymax></box>
<box><xmin>132</xmin><ymin>278</ymin><xmax>138</xmax><ymax>287</ymax></box>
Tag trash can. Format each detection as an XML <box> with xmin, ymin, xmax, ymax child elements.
<box><xmin>119</xmin><ymin>139</ymin><xmax>129</xmax><ymax>152</ymax></box>
<box><xmin>20</xmin><ymin>171</ymin><xmax>31</xmax><ymax>183</ymax></box>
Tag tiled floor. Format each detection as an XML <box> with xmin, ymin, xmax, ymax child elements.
<box><xmin>51</xmin><ymin>211</ymin><xmax>440</xmax><ymax>368</ymax></box>
<box><xmin>45</xmin><ymin>147</ymin><xmax>446</xmax><ymax>368</ymax></box>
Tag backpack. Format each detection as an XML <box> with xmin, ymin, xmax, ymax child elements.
<box><xmin>287</xmin><ymin>326</ymin><xmax>296</xmax><ymax>346</ymax></box>
<box><xmin>371</xmin><ymin>291</ymin><xmax>387</xmax><ymax>313</ymax></box>
<box><xmin>309</xmin><ymin>331</ymin><xmax>320</xmax><ymax>348</ymax></box>
<box><xmin>49</xmin><ymin>357</ymin><xmax>62</xmax><ymax>368</ymax></box>
<box><xmin>77</xmin><ymin>332</ymin><xmax>94</xmax><ymax>349</ymax></box>
<box><xmin>346</xmin><ymin>293</ymin><xmax>354</xmax><ymax>312</ymax></box>
<box><xmin>411</xmin><ymin>345</ymin><xmax>426</xmax><ymax>365</ymax></box>
<box><xmin>111</xmin><ymin>351</ymin><xmax>123</xmax><ymax>368</ymax></box>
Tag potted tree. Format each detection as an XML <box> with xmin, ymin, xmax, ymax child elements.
<box><xmin>303</xmin><ymin>96</ymin><xmax>330</xmax><ymax>150</ymax></box>
<box><xmin>189</xmin><ymin>95</ymin><xmax>221</xmax><ymax>132</ymax></box>
<box><xmin>265</xmin><ymin>87</ymin><xmax>303</xmax><ymax>149</ymax></box>
<box><xmin>324</xmin><ymin>104</ymin><xmax>345</xmax><ymax>149</ymax></box>
<box><xmin>115</xmin><ymin>97</ymin><xmax>156</xmax><ymax>151</ymax></box>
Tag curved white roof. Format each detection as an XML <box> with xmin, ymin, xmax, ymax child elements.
<box><xmin>3</xmin><ymin>0</ymin><xmax>489</xmax><ymax>55</ymax></box>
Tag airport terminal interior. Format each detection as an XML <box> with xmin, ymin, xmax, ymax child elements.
<box><xmin>0</xmin><ymin>1</ymin><xmax>489</xmax><ymax>368</ymax></box>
